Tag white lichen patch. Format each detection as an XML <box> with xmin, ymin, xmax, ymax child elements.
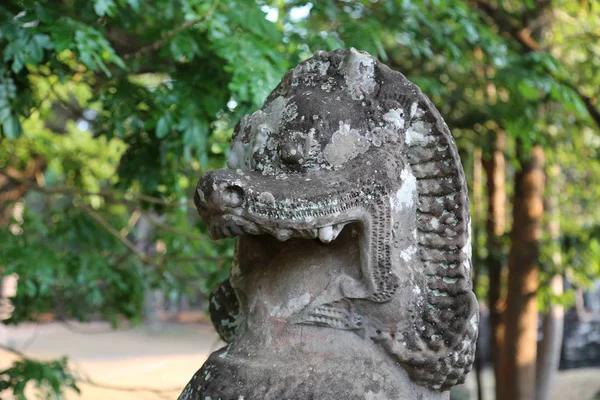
<box><xmin>404</xmin><ymin>120</ymin><xmax>432</xmax><ymax>147</ymax></box>
<box><xmin>317</xmin><ymin>61</ymin><xmax>330</xmax><ymax>76</ymax></box>
<box><xmin>338</xmin><ymin>48</ymin><xmax>376</xmax><ymax>100</ymax></box>
<box><xmin>323</xmin><ymin>121</ymin><xmax>370</xmax><ymax>167</ymax></box>
<box><xmin>283</xmin><ymin>101</ymin><xmax>298</xmax><ymax>122</ymax></box>
<box><xmin>220</xmin><ymin>314</ymin><xmax>240</xmax><ymax>332</ymax></box>
<box><xmin>227</xmin><ymin>117</ymin><xmax>251</xmax><ymax>169</ymax></box>
<box><xmin>296</xmin><ymin>59</ymin><xmax>330</xmax><ymax>77</ymax></box>
<box><xmin>400</xmin><ymin>245</ymin><xmax>417</xmax><ymax>262</ymax></box>
<box><xmin>253</xmin><ymin>124</ymin><xmax>270</xmax><ymax>155</ymax></box>
<box><xmin>196</xmin><ymin>188</ymin><xmax>206</xmax><ymax>203</ymax></box>
<box><xmin>462</xmin><ymin>219</ymin><xmax>472</xmax><ymax>272</ymax></box>
<box><xmin>390</xmin><ymin>167</ymin><xmax>417</xmax><ymax>211</ymax></box>
<box><xmin>410</xmin><ymin>102</ymin><xmax>419</xmax><ymax>118</ymax></box>
<box><xmin>470</xmin><ymin>313</ymin><xmax>478</xmax><ymax>330</ymax></box>
<box><xmin>383</xmin><ymin>108</ymin><xmax>405</xmax><ymax>131</ymax></box>
<box><xmin>227</xmin><ymin>96</ymin><xmax>288</xmax><ymax>170</ymax></box>
<box><xmin>266</xmin><ymin>137</ymin><xmax>278</xmax><ymax>152</ymax></box>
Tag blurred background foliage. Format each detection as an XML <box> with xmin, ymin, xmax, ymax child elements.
<box><xmin>1</xmin><ymin>0</ymin><xmax>600</xmax><ymax>398</ymax></box>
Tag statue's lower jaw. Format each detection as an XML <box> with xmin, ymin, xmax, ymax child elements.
<box><xmin>179</xmin><ymin>232</ymin><xmax>448</xmax><ymax>400</ymax></box>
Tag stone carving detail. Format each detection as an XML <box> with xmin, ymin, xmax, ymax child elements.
<box><xmin>181</xmin><ymin>48</ymin><xmax>479</xmax><ymax>399</ymax></box>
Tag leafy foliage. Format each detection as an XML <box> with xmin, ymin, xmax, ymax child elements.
<box><xmin>0</xmin><ymin>357</ymin><xmax>79</xmax><ymax>400</ymax></box>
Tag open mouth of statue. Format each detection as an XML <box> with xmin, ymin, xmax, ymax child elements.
<box><xmin>195</xmin><ymin>167</ymin><xmax>379</xmax><ymax>246</ymax></box>
<box><xmin>196</xmin><ymin>164</ymin><xmax>401</xmax><ymax>303</ymax></box>
<box><xmin>206</xmin><ymin>213</ymin><xmax>350</xmax><ymax>244</ymax></box>
<box><xmin>194</xmin><ymin>167</ymin><xmax>401</xmax><ymax>303</ymax></box>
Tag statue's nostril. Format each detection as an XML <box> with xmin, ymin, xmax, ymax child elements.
<box><xmin>222</xmin><ymin>185</ymin><xmax>244</xmax><ymax>208</ymax></box>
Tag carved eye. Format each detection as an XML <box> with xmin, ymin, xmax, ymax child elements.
<box><xmin>279</xmin><ymin>141</ymin><xmax>304</xmax><ymax>165</ymax></box>
<box><xmin>222</xmin><ymin>185</ymin><xmax>244</xmax><ymax>208</ymax></box>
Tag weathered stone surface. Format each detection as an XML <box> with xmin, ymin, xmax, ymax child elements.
<box><xmin>182</xmin><ymin>48</ymin><xmax>478</xmax><ymax>399</ymax></box>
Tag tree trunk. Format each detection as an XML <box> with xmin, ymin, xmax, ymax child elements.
<box><xmin>535</xmin><ymin>165</ymin><xmax>564</xmax><ymax>400</ymax></box>
<box><xmin>482</xmin><ymin>130</ymin><xmax>506</xmax><ymax>398</ymax></box>
<box><xmin>472</xmin><ymin>147</ymin><xmax>484</xmax><ymax>400</ymax></box>
<box><xmin>536</xmin><ymin>275</ymin><xmax>563</xmax><ymax>400</ymax></box>
<box><xmin>137</xmin><ymin>212</ymin><xmax>164</xmax><ymax>331</ymax></box>
<box><xmin>502</xmin><ymin>145</ymin><xmax>545</xmax><ymax>400</ymax></box>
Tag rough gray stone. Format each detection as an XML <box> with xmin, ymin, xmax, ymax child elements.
<box><xmin>182</xmin><ymin>48</ymin><xmax>479</xmax><ymax>399</ymax></box>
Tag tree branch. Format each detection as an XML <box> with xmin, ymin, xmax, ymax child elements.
<box><xmin>471</xmin><ymin>0</ymin><xmax>600</xmax><ymax>130</ymax></box>
<box><xmin>77</xmin><ymin>203</ymin><xmax>159</xmax><ymax>267</ymax></box>
<box><xmin>144</xmin><ymin>212</ymin><xmax>210</xmax><ymax>241</ymax></box>
<box><xmin>122</xmin><ymin>0</ymin><xmax>219</xmax><ymax>60</ymax></box>
<box><xmin>472</xmin><ymin>0</ymin><xmax>541</xmax><ymax>51</ymax></box>
<box><xmin>77</xmin><ymin>204</ymin><xmax>225</xmax><ymax>269</ymax></box>
<box><xmin>0</xmin><ymin>170</ymin><xmax>195</xmax><ymax>209</ymax></box>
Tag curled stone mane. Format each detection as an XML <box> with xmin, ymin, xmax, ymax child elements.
<box><xmin>381</xmin><ymin>74</ymin><xmax>477</xmax><ymax>389</ymax></box>
<box><xmin>189</xmin><ymin>48</ymin><xmax>478</xmax><ymax>397</ymax></box>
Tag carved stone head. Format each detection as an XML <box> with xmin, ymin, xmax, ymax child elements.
<box><xmin>188</xmin><ymin>48</ymin><xmax>478</xmax><ymax>399</ymax></box>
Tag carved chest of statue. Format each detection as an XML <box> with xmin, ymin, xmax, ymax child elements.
<box><xmin>180</xmin><ymin>48</ymin><xmax>478</xmax><ymax>400</ymax></box>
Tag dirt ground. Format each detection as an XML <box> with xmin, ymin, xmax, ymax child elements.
<box><xmin>0</xmin><ymin>321</ymin><xmax>598</xmax><ymax>400</ymax></box>
<box><xmin>0</xmin><ymin>321</ymin><xmax>219</xmax><ymax>400</ymax></box>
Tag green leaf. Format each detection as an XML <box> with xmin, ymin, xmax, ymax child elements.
<box><xmin>517</xmin><ymin>81</ymin><xmax>541</xmax><ymax>100</ymax></box>
<box><xmin>1</xmin><ymin>114</ymin><xmax>21</xmax><ymax>139</ymax></box>
<box><xmin>0</xmin><ymin>107</ymin><xmax>10</xmax><ymax>123</ymax></box>
<box><xmin>94</xmin><ymin>0</ymin><xmax>116</xmax><ymax>16</ymax></box>
<box><xmin>127</xmin><ymin>0</ymin><xmax>140</xmax><ymax>12</ymax></box>
<box><xmin>156</xmin><ymin>115</ymin><xmax>170</xmax><ymax>138</ymax></box>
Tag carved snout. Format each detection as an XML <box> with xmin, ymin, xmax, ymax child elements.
<box><xmin>194</xmin><ymin>167</ymin><xmax>366</xmax><ymax>241</ymax></box>
<box><xmin>194</xmin><ymin>169</ymin><xmax>246</xmax><ymax>218</ymax></box>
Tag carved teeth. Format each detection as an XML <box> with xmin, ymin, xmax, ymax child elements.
<box><xmin>317</xmin><ymin>224</ymin><xmax>344</xmax><ymax>243</ymax></box>
<box><xmin>274</xmin><ymin>229</ymin><xmax>293</xmax><ymax>241</ymax></box>
<box><xmin>318</xmin><ymin>226</ymin><xmax>334</xmax><ymax>243</ymax></box>
<box><xmin>242</xmin><ymin>221</ymin><xmax>261</xmax><ymax>235</ymax></box>
<box><xmin>210</xmin><ymin>220</ymin><xmax>345</xmax><ymax>243</ymax></box>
